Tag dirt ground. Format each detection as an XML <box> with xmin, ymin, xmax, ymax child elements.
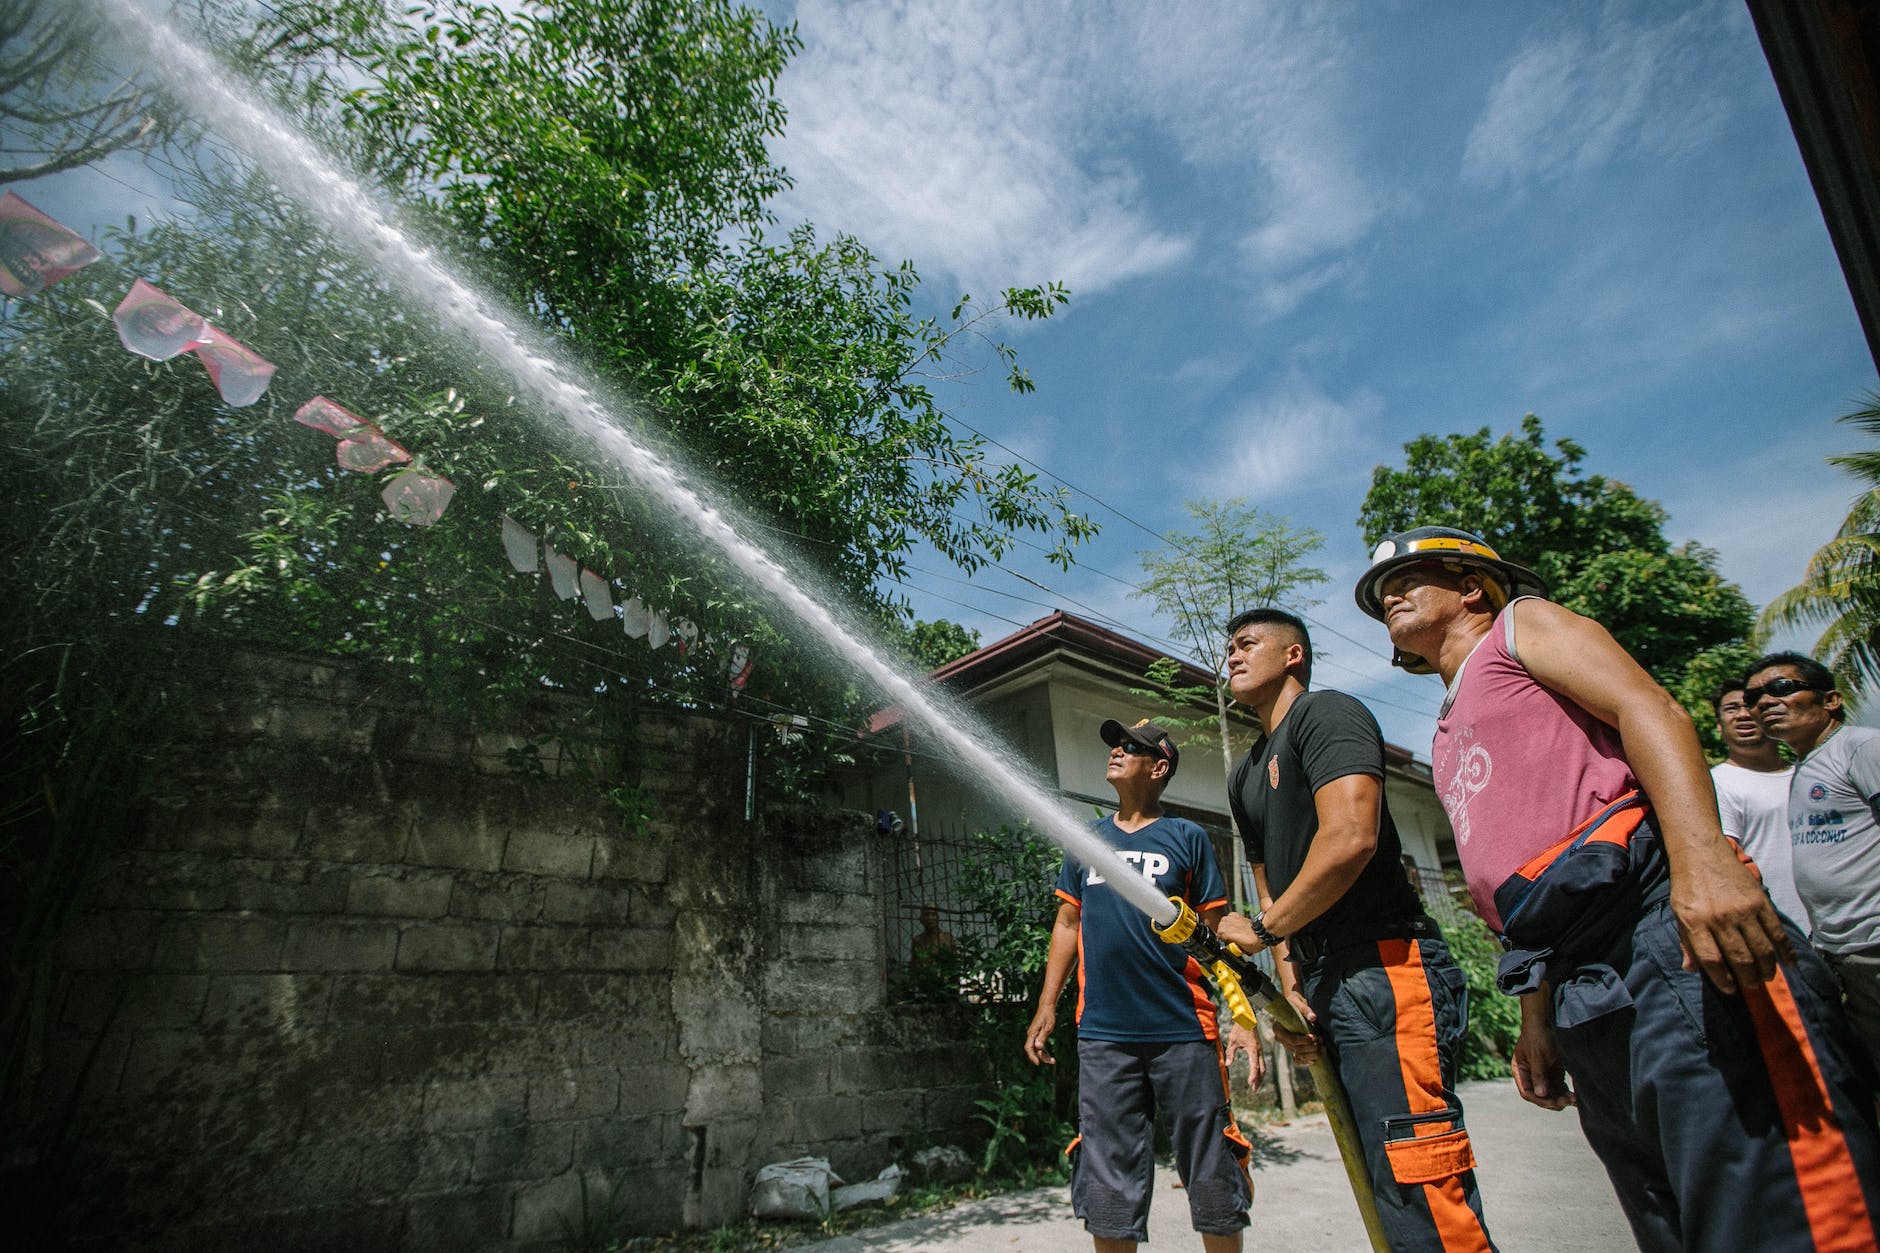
<box><xmin>797</xmin><ymin>1077</ymin><xmax>1634</xmax><ymax>1251</ymax></box>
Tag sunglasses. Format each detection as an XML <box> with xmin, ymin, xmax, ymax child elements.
<box><xmin>1743</xmin><ymin>677</ymin><xmax>1830</xmax><ymax>705</ymax></box>
<box><xmin>1118</xmin><ymin>740</ymin><xmax>1162</xmax><ymax>758</ymax></box>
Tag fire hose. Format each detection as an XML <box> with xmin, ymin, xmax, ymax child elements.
<box><xmin>1153</xmin><ymin>897</ymin><xmax>1391</xmax><ymax>1253</ymax></box>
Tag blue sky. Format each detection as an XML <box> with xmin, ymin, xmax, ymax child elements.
<box><xmin>750</xmin><ymin>0</ymin><xmax>1880</xmax><ymax>748</ymax></box>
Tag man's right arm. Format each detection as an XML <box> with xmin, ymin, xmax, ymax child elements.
<box><xmin>1025</xmin><ymin>900</ymin><xmax>1081</xmax><ymax>1065</ymax></box>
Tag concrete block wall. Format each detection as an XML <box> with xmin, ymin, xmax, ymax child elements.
<box><xmin>31</xmin><ymin>652</ymin><xmax>988</xmax><ymax>1251</ymax></box>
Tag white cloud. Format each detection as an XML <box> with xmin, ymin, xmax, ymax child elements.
<box><xmin>1169</xmin><ymin>353</ymin><xmax>1241</xmax><ymax>394</ymax></box>
<box><xmin>1196</xmin><ymin>377</ymin><xmax>1381</xmax><ymax>500</ymax></box>
<box><xmin>770</xmin><ymin>1</ymin><xmax>1380</xmax><ymax>306</ymax></box>
<box><xmin>1462</xmin><ymin>2</ymin><xmax>1741</xmax><ymax>191</ymax></box>
<box><xmin>1119</xmin><ymin>5</ymin><xmax>1381</xmax><ymax>284</ymax></box>
<box><xmin>1252</xmin><ymin>257</ymin><xmax>1357</xmax><ymax>321</ymax></box>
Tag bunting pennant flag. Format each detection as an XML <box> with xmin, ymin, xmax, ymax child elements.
<box><xmin>487</xmin><ymin>517</ymin><xmax>706</xmax><ymax>654</ymax></box>
<box><xmin>544</xmin><ymin>545</ymin><xmax>580</xmax><ymax>600</ymax></box>
<box><xmin>293</xmin><ymin>396</ymin><xmax>411</xmax><ymax>472</ymax></box>
<box><xmin>728</xmin><ymin>644</ymin><xmax>754</xmax><ymax>690</ymax></box>
<box><xmin>114</xmin><ymin>279</ymin><xmax>211</xmax><ymax>360</ymax></box>
<box><xmin>381</xmin><ymin>471</ymin><xmax>455</xmax><ymax>526</ymax></box>
<box><xmin>337</xmin><ymin>428</ymin><xmax>411</xmax><ymax>473</ymax></box>
<box><xmin>0</xmin><ymin>191</ymin><xmax>102</xmax><ymax>297</ymax></box>
<box><xmin>579</xmin><ymin>569</ymin><xmax>615</xmax><ymax>621</ymax></box>
<box><xmin>293</xmin><ymin>395</ymin><xmax>368</xmax><ymax>437</ymax></box>
<box><xmin>620</xmin><ymin>595</ymin><xmax>650</xmax><ymax>639</ymax></box>
<box><xmin>191</xmin><ymin>324</ymin><xmax>275</xmax><ymax>407</ymax></box>
<box><xmin>500</xmin><ymin>515</ymin><xmax>538</xmax><ymax>573</ymax></box>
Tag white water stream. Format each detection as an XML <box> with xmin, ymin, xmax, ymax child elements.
<box><xmin>90</xmin><ymin>0</ymin><xmax>1181</xmax><ymax>927</ymax></box>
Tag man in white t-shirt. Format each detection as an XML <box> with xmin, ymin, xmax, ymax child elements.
<box><xmin>1747</xmin><ymin>650</ymin><xmax>1880</xmax><ymax>1073</ymax></box>
<box><xmin>1709</xmin><ymin>680</ymin><xmax>1805</xmax><ymax>929</ymax></box>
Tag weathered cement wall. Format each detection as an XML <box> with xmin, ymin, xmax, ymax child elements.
<box><xmin>31</xmin><ymin>652</ymin><xmax>986</xmax><ymax>1251</ymax></box>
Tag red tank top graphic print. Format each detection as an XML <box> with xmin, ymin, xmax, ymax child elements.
<box><xmin>1433</xmin><ymin>601</ymin><xmax>1637</xmax><ymax>931</ymax></box>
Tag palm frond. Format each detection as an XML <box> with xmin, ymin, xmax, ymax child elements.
<box><xmin>1755</xmin><ymin>399</ymin><xmax>1880</xmax><ymax>707</ymax></box>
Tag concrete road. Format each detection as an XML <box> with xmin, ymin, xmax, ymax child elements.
<box><xmin>800</xmin><ymin>1079</ymin><xmax>1634</xmax><ymax>1251</ymax></box>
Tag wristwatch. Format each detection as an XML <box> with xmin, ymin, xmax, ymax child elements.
<box><xmin>1251</xmin><ymin>912</ymin><xmax>1284</xmax><ymax>948</ymax></box>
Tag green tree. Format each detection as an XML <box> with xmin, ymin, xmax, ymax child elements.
<box><xmin>0</xmin><ymin>0</ymin><xmax>1106</xmax><ymax>746</ymax></box>
<box><xmin>902</xmin><ymin>619</ymin><xmax>982</xmax><ymax>672</ymax></box>
<box><xmin>228</xmin><ymin>0</ymin><xmax>1096</xmax><ymax>614</ymax></box>
<box><xmin>1132</xmin><ymin>500</ymin><xmax>1327</xmax><ymax>777</ymax></box>
<box><xmin>1666</xmin><ymin>641</ymin><xmax>1766</xmax><ymax>760</ymax></box>
<box><xmin>1758</xmin><ymin>395</ymin><xmax>1880</xmax><ymax>706</ymax></box>
<box><xmin>0</xmin><ymin>0</ymin><xmax>181</xmax><ymax>183</ymax></box>
<box><xmin>1359</xmin><ymin>415</ymin><xmax>1755</xmax><ymax>740</ymax></box>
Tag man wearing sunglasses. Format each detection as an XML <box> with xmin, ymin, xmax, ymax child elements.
<box><xmin>1709</xmin><ymin>680</ymin><xmax>1806</xmax><ymax>930</ymax></box>
<box><xmin>1746</xmin><ymin>651</ymin><xmax>1880</xmax><ymax>1075</ymax></box>
<box><xmin>1024</xmin><ymin>718</ymin><xmax>1255</xmax><ymax>1252</ymax></box>
<box><xmin>1355</xmin><ymin>525</ymin><xmax>1880</xmax><ymax>1253</ymax></box>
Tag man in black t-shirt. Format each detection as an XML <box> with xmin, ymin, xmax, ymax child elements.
<box><xmin>1212</xmin><ymin>609</ymin><xmax>1495</xmax><ymax>1253</ymax></box>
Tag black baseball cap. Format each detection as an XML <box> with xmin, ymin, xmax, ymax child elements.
<box><xmin>1099</xmin><ymin>717</ymin><xmax>1179</xmax><ymax>778</ymax></box>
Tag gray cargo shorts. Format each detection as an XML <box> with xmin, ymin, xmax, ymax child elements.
<box><xmin>1068</xmin><ymin>1036</ymin><xmax>1251</xmax><ymax>1241</ymax></box>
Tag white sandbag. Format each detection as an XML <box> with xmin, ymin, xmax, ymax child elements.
<box><xmin>831</xmin><ymin>1163</ymin><xmax>904</xmax><ymax>1211</ymax></box>
<box><xmin>749</xmin><ymin>1156</ymin><xmax>842</xmax><ymax>1220</ymax></box>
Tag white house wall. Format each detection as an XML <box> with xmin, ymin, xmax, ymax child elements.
<box><xmin>1385</xmin><ymin>773</ymin><xmax>1448</xmax><ymax>872</ymax></box>
<box><xmin>1046</xmin><ymin>668</ymin><xmax>1245</xmax><ymax>820</ymax></box>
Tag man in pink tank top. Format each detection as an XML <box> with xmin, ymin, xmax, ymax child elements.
<box><xmin>1355</xmin><ymin>526</ymin><xmax>1880</xmax><ymax>1253</ymax></box>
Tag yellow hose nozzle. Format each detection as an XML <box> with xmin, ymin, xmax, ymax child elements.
<box><xmin>1152</xmin><ymin>895</ymin><xmax>1199</xmax><ymax>944</ymax></box>
<box><xmin>1209</xmin><ymin>959</ymin><xmax>1257</xmax><ymax>1029</ymax></box>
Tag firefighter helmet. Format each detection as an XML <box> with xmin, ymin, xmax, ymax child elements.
<box><xmin>1353</xmin><ymin>526</ymin><xmax>1548</xmax><ymax>673</ymax></box>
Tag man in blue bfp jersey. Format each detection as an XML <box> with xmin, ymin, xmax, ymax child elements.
<box><xmin>1025</xmin><ymin>718</ymin><xmax>1255</xmax><ymax>1252</ymax></box>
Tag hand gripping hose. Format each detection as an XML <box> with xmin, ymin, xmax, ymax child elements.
<box><xmin>1153</xmin><ymin>897</ymin><xmax>1391</xmax><ymax>1253</ymax></box>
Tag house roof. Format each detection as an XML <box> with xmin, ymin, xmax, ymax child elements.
<box><xmin>868</xmin><ymin>610</ymin><xmax>1211</xmax><ymax>735</ymax></box>
<box><xmin>932</xmin><ymin>610</ymin><xmax>1216</xmax><ymax>690</ymax></box>
<box><xmin>872</xmin><ymin>610</ymin><xmax>1427</xmax><ymax>771</ymax></box>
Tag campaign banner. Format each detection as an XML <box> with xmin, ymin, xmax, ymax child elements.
<box><xmin>113</xmin><ymin>279</ymin><xmax>211</xmax><ymax>360</ymax></box>
<box><xmin>580</xmin><ymin>569</ymin><xmax>615</xmax><ymax>621</ymax></box>
<box><xmin>500</xmin><ymin>514</ymin><xmax>539</xmax><ymax>573</ymax></box>
<box><xmin>191</xmin><ymin>324</ymin><xmax>276</xmax><ymax>407</ymax></box>
<box><xmin>0</xmin><ymin>191</ymin><xmax>102</xmax><ymax>297</ymax></box>
<box><xmin>544</xmin><ymin>545</ymin><xmax>580</xmax><ymax>600</ymax></box>
<box><xmin>380</xmin><ymin>470</ymin><xmax>455</xmax><ymax>527</ymax></box>
<box><xmin>620</xmin><ymin>595</ymin><xmax>650</xmax><ymax>639</ymax></box>
<box><xmin>292</xmin><ymin>396</ymin><xmax>411</xmax><ymax>472</ymax></box>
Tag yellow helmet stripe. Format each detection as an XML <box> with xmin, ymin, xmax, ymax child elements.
<box><xmin>1400</xmin><ymin>535</ymin><xmax>1501</xmax><ymax>561</ymax></box>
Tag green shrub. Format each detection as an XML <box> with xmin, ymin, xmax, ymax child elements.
<box><xmin>955</xmin><ymin>824</ymin><xmax>1077</xmax><ymax>1180</ymax></box>
<box><xmin>1439</xmin><ymin>913</ymin><xmax>1520</xmax><ymax>1080</ymax></box>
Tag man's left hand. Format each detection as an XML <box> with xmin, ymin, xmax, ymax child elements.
<box><xmin>1269</xmin><ymin>989</ymin><xmax>1321</xmax><ymax>1064</ymax></box>
<box><xmin>1671</xmin><ymin>849</ymin><xmax>1794</xmax><ymax>993</ymax></box>
<box><xmin>1224</xmin><ymin>1021</ymin><xmax>1266</xmax><ymax>1088</ymax></box>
